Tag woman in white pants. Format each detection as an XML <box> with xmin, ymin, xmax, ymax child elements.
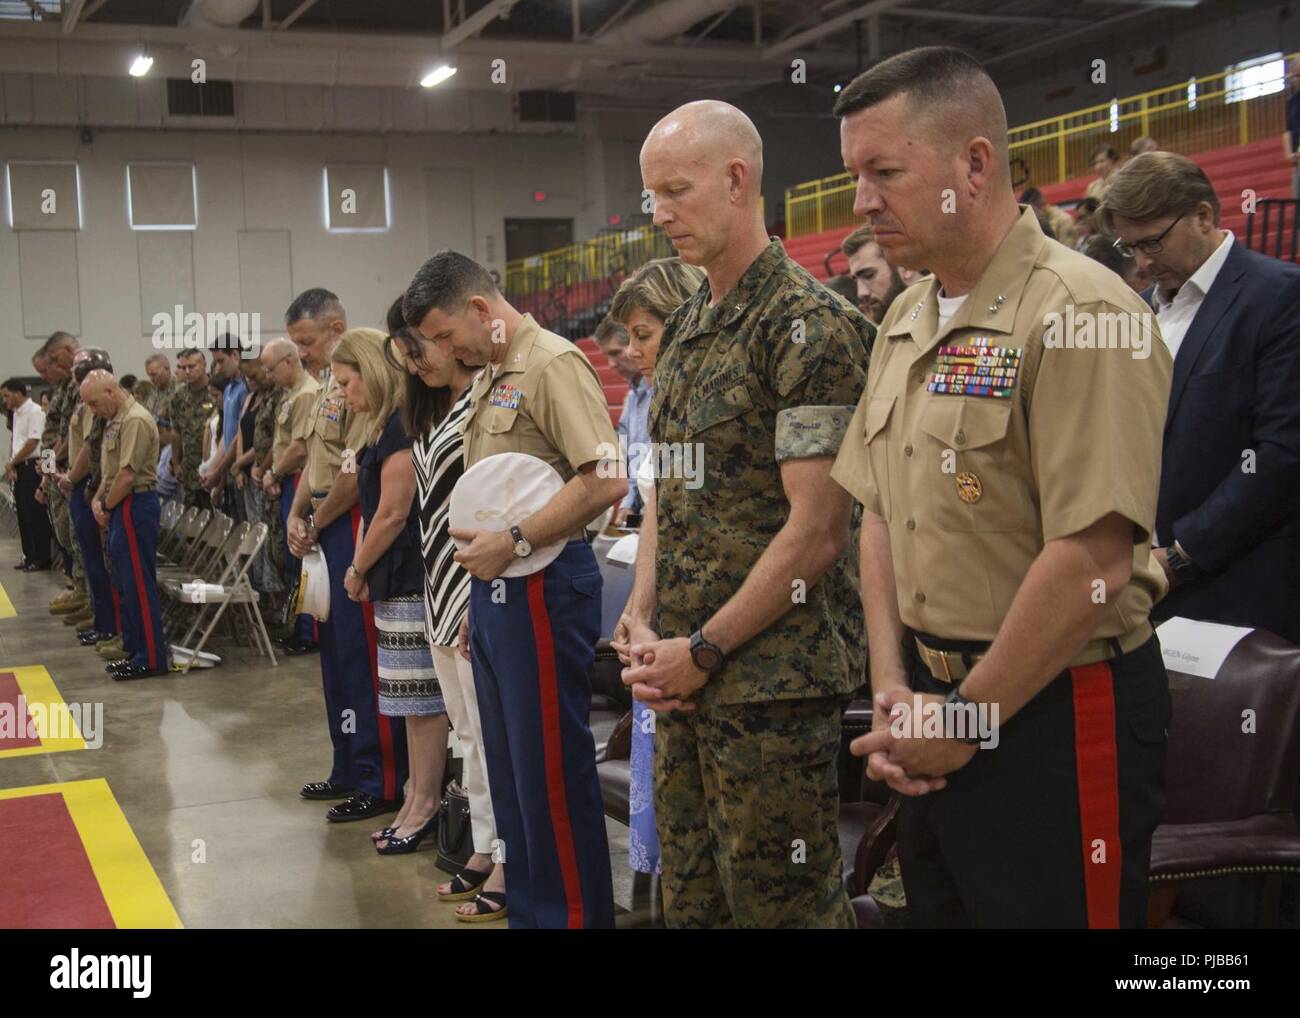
<box><xmin>384</xmin><ymin>304</ymin><xmax>506</xmax><ymax>922</ymax></box>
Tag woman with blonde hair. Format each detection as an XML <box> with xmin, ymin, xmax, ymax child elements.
<box><xmin>331</xmin><ymin>327</ymin><xmax>448</xmax><ymax>855</ymax></box>
<box><xmin>606</xmin><ymin>256</ymin><xmax>703</xmax><ymax>882</ymax></box>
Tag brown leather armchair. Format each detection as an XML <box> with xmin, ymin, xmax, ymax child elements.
<box><xmin>1150</xmin><ymin>629</ymin><xmax>1300</xmax><ymax>927</ymax></box>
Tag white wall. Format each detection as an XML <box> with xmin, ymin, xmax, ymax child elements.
<box><xmin>0</xmin><ymin>120</ymin><xmax>602</xmax><ymax>381</ymax></box>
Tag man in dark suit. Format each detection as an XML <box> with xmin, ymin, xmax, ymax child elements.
<box><xmin>1103</xmin><ymin>152</ymin><xmax>1300</xmax><ymax>643</ymax></box>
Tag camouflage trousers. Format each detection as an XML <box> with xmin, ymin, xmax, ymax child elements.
<box><xmin>46</xmin><ymin>482</ymin><xmax>83</xmax><ymax>579</ymax></box>
<box><xmin>654</xmin><ymin>695</ymin><xmax>855</xmax><ymax>929</ymax></box>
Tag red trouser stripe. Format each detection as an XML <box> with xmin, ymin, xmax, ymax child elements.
<box><xmin>1070</xmin><ymin>661</ymin><xmax>1122</xmax><ymax>929</ymax></box>
<box><xmin>526</xmin><ymin>572</ymin><xmax>585</xmax><ymax>929</ymax></box>
<box><xmin>120</xmin><ymin>495</ymin><xmax>158</xmax><ymax>669</ymax></box>
<box><xmin>352</xmin><ymin>505</ymin><xmax>397</xmax><ymax>801</ymax></box>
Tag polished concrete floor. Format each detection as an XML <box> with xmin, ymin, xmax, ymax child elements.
<box><xmin>0</xmin><ymin>535</ymin><xmax>646</xmax><ymax>929</ymax></box>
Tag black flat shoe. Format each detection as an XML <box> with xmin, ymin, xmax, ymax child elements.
<box><xmin>22</xmin><ymin>562</ymin><xmax>51</xmax><ymax>572</ymax></box>
<box><xmin>300</xmin><ymin>781</ymin><xmax>356</xmax><ymax>801</ymax></box>
<box><xmin>112</xmin><ymin>664</ymin><xmax>172</xmax><ymax>681</ymax></box>
<box><xmin>278</xmin><ymin>637</ymin><xmax>319</xmax><ymax>656</ymax></box>
<box><xmin>13</xmin><ymin>560</ymin><xmax>27</xmax><ymax>570</ymax></box>
<box><xmin>326</xmin><ymin>793</ymin><xmax>401</xmax><ymax>823</ymax></box>
<box><xmin>376</xmin><ymin>815</ymin><xmax>438</xmax><ymax>855</ymax></box>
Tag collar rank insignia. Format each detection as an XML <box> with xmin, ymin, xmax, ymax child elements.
<box><xmin>926</xmin><ymin>336</ymin><xmax>1020</xmax><ymax>399</ymax></box>
<box><xmin>489</xmin><ymin>383</ymin><xmax>521</xmax><ymax>411</ymax></box>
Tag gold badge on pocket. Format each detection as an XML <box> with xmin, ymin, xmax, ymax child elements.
<box><xmin>956</xmin><ymin>471</ymin><xmax>982</xmax><ymax>504</ymax></box>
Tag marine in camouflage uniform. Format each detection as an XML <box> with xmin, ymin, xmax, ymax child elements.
<box><xmin>42</xmin><ymin>375</ymin><xmax>85</xmax><ymax>582</ymax></box>
<box><xmin>139</xmin><ymin>379</ymin><xmax>175</xmax><ymax>420</ymax></box>
<box><xmin>648</xmin><ymin>238</ymin><xmax>873</xmax><ymax>928</ymax></box>
<box><xmin>251</xmin><ymin>385</ymin><xmax>288</xmax><ymax>602</ymax></box>
<box><xmin>169</xmin><ymin>378</ymin><xmax>217</xmax><ymax>509</ymax></box>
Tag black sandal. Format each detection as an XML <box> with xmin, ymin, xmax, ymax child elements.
<box><xmin>438</xmin><ymin>867</ymin><xmax>492</xmax><ymax>902</ymax></box>
<box><xmin>455</xmin><ymin>891</ymin><xmax>507</xmax><ymax>923</ymax></box>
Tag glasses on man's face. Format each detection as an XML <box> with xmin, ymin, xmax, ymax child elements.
<box><xmin>1113</xmin><ymin>213</ymin><xmax>1184</xmax><ymax>258</ymax></box>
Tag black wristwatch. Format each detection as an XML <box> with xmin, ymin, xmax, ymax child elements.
<box><xmin>510</xmin><ymin>525</ymin><xmax>532</xmax><ymax>558</ymax></box>
<box><xmin>1166</xmin><ymin>543</ymin><xmax>1200</xmax><ymax>581</ymax></box>
<box><xmin>945</xmin><ymin>685</ymin><xmax>984</xmax><ymax>746</ymax></box>
<box><xmin>689</xmin><ymin>628</ymin><xmax>725</xmax><ymax>673</ymax></box>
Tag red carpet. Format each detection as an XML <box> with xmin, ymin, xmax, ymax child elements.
<box><xmin>0</xmin><ymin>792</ymin><xmax>115</xmax><ymax>928</ymax></box>
<box><xmin>0</xmin><ymin>671</ymin><xmax>40</xmax><ymax>751</ymax></box>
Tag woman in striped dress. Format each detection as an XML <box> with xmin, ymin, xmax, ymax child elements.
<box><xmin>332</xmin><ymin>327</ymin><xmax>448</xmax><ymax>855</ymax></box>
<box><xmin>386</xmin><ymin>309</ymin><xmax>507</xmax><ymax>922</ymax></box>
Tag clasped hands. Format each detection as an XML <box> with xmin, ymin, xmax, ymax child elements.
<box><xmin>850</xmin><ymin>688</ymin><xmax>978</xmax><ymax>797</ymax></box>
<box><xmin>613</xmin><ymin>615</ymin><xmax>707</xmax><ymax>713</ymax></box>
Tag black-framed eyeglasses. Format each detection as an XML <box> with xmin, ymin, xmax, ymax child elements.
<box><xmin>1113</xmin><ymin>213</ymin><xmax>1184</xmax><ymax>258</ymax></box>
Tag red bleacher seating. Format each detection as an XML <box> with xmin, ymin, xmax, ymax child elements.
<box><xmin>577</xmin><ymin>337</ymin><xmax>627</xmax><ymax>426</ymax></box>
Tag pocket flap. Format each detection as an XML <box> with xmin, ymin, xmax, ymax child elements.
<box><xmin>481</xmin><ymin>406</ymin><xmax>519</xmax><ymax>435</ymax></box>
<box><xmin>864</xmin><ymin>395</ymin><xmax>895</xmax><ymax>442</ymax></box>
<box><xmin>918</xmin><ymin>398</ymin><xmax>1011</xmax><ymax>451</ymax></box>
<box><xmin>687</xmin><ymin>383</ymin><xmax>754</xmax><ymax>436</ymax></box>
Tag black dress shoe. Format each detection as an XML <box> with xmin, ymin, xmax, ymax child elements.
<box><xmin>78</xmin><ymin>629</ymin><xmax>113</xmax><ymax>646</ymax></box>
<box><xmin>22</xmin><ymin>562</ymin><xmax>51</xmax><ymax>572</ymax></box>
<box><xmin>300</xmin><ymin>781</ymin><xmax>356</xmax><ymax>801</ymax></box>
<box><xmin>278</xmin><ymin>637</ymin><xmax>319</xmax><ymax>656</ymax></box>
<box><xmin>376</xmin><ymin>814</ymin><xmax>439</xmax><ymax>855</ymax></box>
<box><xmin>13</xmin><ymin>560</ymin><xmax>27</xmax><ymax>570</ymax></box>
<box><xmin>112</xmin><ymin>664</ymin><xmax>172</xmax><ymax>681</ymax></box>
<box><xmin>326</xmin><ymin>793</ymin><xmax>401</xmax><ymax>823</ymax></box>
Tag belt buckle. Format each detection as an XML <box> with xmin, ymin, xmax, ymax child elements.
<box><xmin>937</xmin><ymin>651</ymin><xmax>954</xmax><ymax>684</ymax></box>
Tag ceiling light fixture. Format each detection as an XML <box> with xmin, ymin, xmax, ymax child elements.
<box><xmin>421</xmin><ymin>65</ymin><xmax>457</xmax><ymax>88</ymax></box>
<box><xmin>129</xmin><ymin>54</ymin><xmax>154</xmax><ymax>77</ymax></box>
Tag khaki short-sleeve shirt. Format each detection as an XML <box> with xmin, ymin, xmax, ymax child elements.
<box><xmin>461</xmin><ymin>314</ymin><xmax>621</xmax><ymax>482</ymax></box>
<box><xmin>831</xmin><ymin>207</ymin><xmax>1171</xmax><ymax>647</ymax></box>
<box><xmin>272</xmin><ymin>370</ymin><xmax>323</xmax><ymax>467</ymax></box>
<box><xmin>101</xmin><ymin>394</ymin><xmax>160</xmax><ymax>494</ymax></box>
<box><xmin>305</xmin><ymin>369</ymin><xmax>370</xmax><ymax>493</ymax></box>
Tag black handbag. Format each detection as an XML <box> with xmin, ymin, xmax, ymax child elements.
<box><xmin>435</xmin><ymin>780</ymin><xmax>474</xmax><ymax>876</ymax></box>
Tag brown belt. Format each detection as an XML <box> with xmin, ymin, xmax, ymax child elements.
<box><xmin>914</xmin><ymin>622</ymin><xmax>1153</xmax><ymax>684</ymax></box>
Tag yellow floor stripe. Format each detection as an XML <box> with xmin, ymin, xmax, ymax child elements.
<box><xmin>0</xmin><ymin>779</ymin><xmax>183</xmax><ymax>929</ymax></box>
<box><xmin>0</xmin><ymin>665</ymin><xmax>88</xmax><ymax>759</ymax></box>
<box><xmin>0</xmin><ymin>580</ymin><xmax>14</xmax><ymax>619</ymax></box>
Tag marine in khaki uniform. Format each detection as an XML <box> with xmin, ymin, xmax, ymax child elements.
<box><xmin>832</xmin><ymin>47</ymin><xmax>1173</xmax><ymax>929</ymax></box>
<box><xmin>262</xmin><ymin>337</ymin><xmax>322</xmax><ymax>649</ymax></box>
<box><xmin>57</xmin><ymin>348</ymin><xmax>121</xmax><ymax>647</ymax></box>
<box><xmin>623</xmin><ymin>101</ymin><xmax>871</xmax><ymax>930</ymax></box>
<box><xmin>404</xmin><ymin>251</ymin><xmax>627</xmax><ymax>927</ymax></box>
<box><xmin>284</xmin><ymin>289</ymin><xmax>407</xmax><ymax>821</ymax></box>
<box><xmin>82</xmin><ymin>372</ymin><xmax>168</xmax><ymax>679</ymax></box>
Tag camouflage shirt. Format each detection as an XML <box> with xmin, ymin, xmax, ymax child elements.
<box><xmin>87</xmin><ymin>415</ymin><xmax>108</xmax><ymax>493</ymax></box>
<box><xmin>648</xmin><ymin>238</ymin><xmax>874</xmax><ymax>706</ymax></box>
<box><xmin>254</xmin><ymin>386</ymin><xmax>286</xmax><ymax>461</ymax></box>
<box><xmin>168</xmin><ymin>382</ymin><xmax>217</xmax><ymax>493</ymax></box>
<box><xmin>141</xmin><ymin>381</ymin><xmax>176</xmax><ymax>421</ymax></box>
<box><xmin>40</xmin><ymin>377</ymin><xmax>76</xmax><ymax>463</ymax></box>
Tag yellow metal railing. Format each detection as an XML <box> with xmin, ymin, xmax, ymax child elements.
<box><xmin>785</xmin><ymin>54</ymin><xmax>1296</xmax><ymax>238</ymax></box>
<box><xmin>505</xmin><ymin>198</ymin><xmax>764</xmax><ymax>298</ymax></box>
